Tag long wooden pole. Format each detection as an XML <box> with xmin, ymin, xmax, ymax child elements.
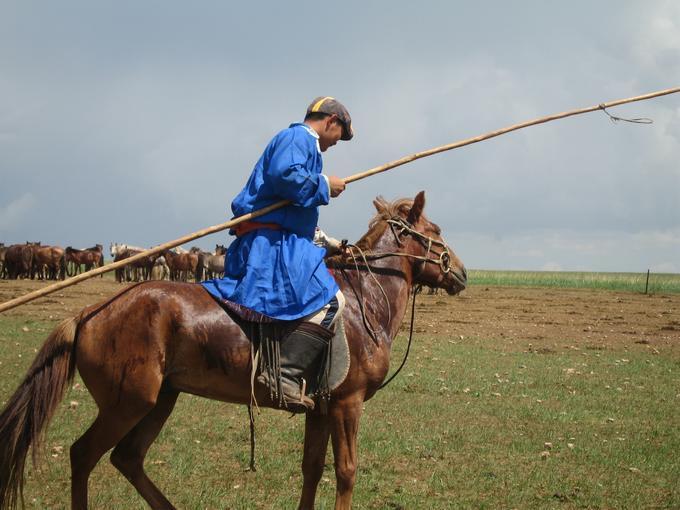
<box><xmin>1</xmin><ymin>86</ymin><xmax>679</xmax><ymax>314</ymax></box>
<box><xmin>344</xmin><ymin>86</ymin><xmax>680</xmax><ymax>183</ymax></box>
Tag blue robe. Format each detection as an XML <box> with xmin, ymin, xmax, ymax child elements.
<box><xmin>202</xmin><ymin>123</ymin><xmax>340</xmax><ymax>320</ymax></box>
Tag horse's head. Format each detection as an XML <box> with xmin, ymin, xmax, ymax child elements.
<box><xmin>374</xmin><ymin>191</ymin><xmax>467</xmax><ymax>295</ymax></box>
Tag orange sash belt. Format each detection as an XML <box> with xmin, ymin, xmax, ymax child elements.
<box><xmin>233</xmin><ymin>220</ymin><xmax>282</xmax><ymax>238</ymax></box>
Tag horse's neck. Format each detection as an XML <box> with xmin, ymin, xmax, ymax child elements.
<box><xmin>340</xmin><ymin>226</ymin><xmax>414</xmax><ymax>347</ymax></box>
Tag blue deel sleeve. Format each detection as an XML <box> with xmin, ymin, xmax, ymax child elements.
<box><xmin>266</xmin><ymin>130</ymin><xmax>329</xmax><ymax>208</ymax></box>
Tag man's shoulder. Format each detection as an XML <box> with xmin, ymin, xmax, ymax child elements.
<box><xmin>281</xmin><ymin>123</ymin><xmax>315</xmax><ymax>138</ymax></box>
<box><xmin>269</xmin><ymin>123</ymin><xmax>316</xmax><ymax>149</ymax></box>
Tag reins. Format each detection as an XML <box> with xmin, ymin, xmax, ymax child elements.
<box><xmin>339</xmin><ymin>247</ymin><xmax>421</xmax><ymax>391</ymax></box>
<box><xmin>344</xmin><ymin>243</ymin><xmax>392</xmax><ymax>344</ymax></box>
<box><xmin>378</xmin><ymin>283</ymin><xmax>421</xmax><ymax>390</ymax></box>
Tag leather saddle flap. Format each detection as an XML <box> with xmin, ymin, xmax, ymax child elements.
<box><xmin>327</xmin><ymin>317</ymin><xmax>351</xmax><ymax>391</ymax></box>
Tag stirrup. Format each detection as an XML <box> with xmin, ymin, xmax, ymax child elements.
<box><xmin>282</xmin><ymin>378</ymin><xmax>315</xmax><ymax>413</ymax></box>
<box><xmin>257</xmin><ymin>373</ymin><xmax>316</xmax><ymax>412</ymax></box>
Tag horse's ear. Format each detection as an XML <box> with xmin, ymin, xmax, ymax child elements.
<box><xmin>373</xmin><ymin>196</ymin><xmax>386</xmax><ymax>213</ymax></box>
<box><xmin>407</xmin><ymin>191</ymin><xmax>426</xmax><ymax>224</ymax></box>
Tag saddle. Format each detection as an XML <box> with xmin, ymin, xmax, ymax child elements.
<box><xmin>211</xmin><ymin>297</ymin><xmax>351</xmax><ymax>409</ymax></box>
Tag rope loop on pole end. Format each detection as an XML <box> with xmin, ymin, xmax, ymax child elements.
<box><xmin>599</xmin><ymin>104</ymin><xmax>653</xmax><ymax>124</ymax></box>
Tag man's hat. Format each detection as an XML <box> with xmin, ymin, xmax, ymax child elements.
<box><xmin>306</xmin><ymin>96</ymin><xmax>353</xmax><ymax>141</ymax></box>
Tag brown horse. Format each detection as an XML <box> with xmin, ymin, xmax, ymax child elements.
<box><xmin>113</xmin><ymin>248</ymin><xmax>160</xmax><ymax>282</ymax></box>
<box><xmin>65</xmin><ymin>245</ymin><xmax>104</xmax><ymax>277</ymax></box>
<box><xmin>3</xmin><ymin>244</ymin><xmax>34</xmax><ymax>280</ymax></box>
<box><xmin>162</xmin><ymin>249</ymin><xmax>199</xmax><ymax>282</ymax></box>
<box><xmin>0</xmin><ymin>192</ymin><xmax>466</xmax><ymax>510</ymax></box>
<box><xmin>32</xmin><ymin>245</ymin><xmax>66</xmax><ymax>280</ymax></box>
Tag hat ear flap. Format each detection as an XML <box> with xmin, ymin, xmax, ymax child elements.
<box><xmin>407</xmin><ymin>191</ymin><xmax>426</xmax><ymax>224</ymax></box>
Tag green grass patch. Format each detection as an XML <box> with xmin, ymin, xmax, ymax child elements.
<box><xmin>360</xmin><ymin>334</ymin><xmax>680</xmax><ymax>509</ymax></box>
<box><xmin>469</xmin><ymin>269</ymin><xmax>680</xmax><ymax>294</ymax></box>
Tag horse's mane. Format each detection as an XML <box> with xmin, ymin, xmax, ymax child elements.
<box><xmin>355</xmin><ymin>196</ymin><xmax>414</xmax><ymax>247</ymax></box>
<box><xmin>326</xmin><ymin>196</ymin><xmax>415</xmax><ymax>266</ymax></box>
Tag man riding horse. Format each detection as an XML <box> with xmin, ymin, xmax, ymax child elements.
<box><xmin>202</xmin><ymin>96</ymin><xmax>353</xmax><ymax>412</ymax></box>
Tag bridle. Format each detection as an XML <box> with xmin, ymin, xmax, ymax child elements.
<box><xmin>347</xmin><ymin>216</ymin><xmax>452</xmax><ymax>277</ymax></box>
<box><xmin>385</xmin><ymin>217</ymin><xmax>452</xmax><ymax>275</ymax></box>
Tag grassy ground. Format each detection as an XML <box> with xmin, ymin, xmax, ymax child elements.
<box><xmin>0</xmin><ymin>280</ymin><xmax>678</xmax><ymax>509</ymax></box>
<box><xmin>469</xmin><ymin>270</ymin><xmax>680</xmax><ymax>294</ymax></box>
<box><xmin>362</xmin><ymin>336</ymin><xmax>680</xmax><ymax>509</ymax></box>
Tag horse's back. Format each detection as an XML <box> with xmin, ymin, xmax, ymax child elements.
<box><xmin>75</xmin><ymin>281</ymin><xmax>253</xmax><ymax>406</ymax></box>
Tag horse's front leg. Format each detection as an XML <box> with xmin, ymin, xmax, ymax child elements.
<box><xmin>298</xmin><ymin>411</ymin><xmax>331</xmax><ymax>510</ymax></box>
<box><xmin>330</xmin><ymin>396</ymin><xmax>364</xmax><ymax>510</ymax></box>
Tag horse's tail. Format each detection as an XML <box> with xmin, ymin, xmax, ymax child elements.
<box><xmin>64</xmin><ymin>248</ymin><xmax>74</xmax><ymax>278</ymax></box>
<box><xmin>195</xmin><ymin>253</ymin><xmax>204</xmax><ymax>282</ymax></box>
<box><xmin>98</xmin><ymin>251</ymin><xmax>104</xmax><ymax>278</ymax></box>
<box><xmin>0</xmin><ymin>315</ymin><xmax>80</xmax><ymax>510</ymax></box>
<box><xmin>59</xmin><ymin>253</ymin><xmax>67</xmax><ymax>280</ymax></box>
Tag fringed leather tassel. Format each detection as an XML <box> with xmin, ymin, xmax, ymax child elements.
<box><xmin>248</xmin><ymin>404</ymin><xmax>257</xmax><ymax>472</ymax></box>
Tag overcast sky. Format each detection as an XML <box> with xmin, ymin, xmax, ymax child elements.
<box><xmin>1</xmin><ymin>1</ymin><xmax>679</xmax><ymax>273</ymax></box>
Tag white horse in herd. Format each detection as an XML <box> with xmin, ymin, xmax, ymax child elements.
<box><xmin>110</xmin><ymin>242</ymin><xmax>169</xmax><ymax>281</ymax></box>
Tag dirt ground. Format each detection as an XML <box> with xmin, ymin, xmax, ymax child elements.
<box><xmin>1</xmin><ymin>278</ymin><xmax>678</xmax><ymax>358</ymax></box>
<box><xmin>417</xmin><ymin>285</ymin><xmax>680</xmax><ymax>357</ymax></box>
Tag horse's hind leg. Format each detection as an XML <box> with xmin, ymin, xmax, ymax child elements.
<box><xmin>110</xmin><ymin>389</ymin><xmax>179</xmax><ymax>510</ymax></box>
<box><xmin>70</xmin><ymin>404</ymin><xmax>155</xmax><ymax>510</ymax></box>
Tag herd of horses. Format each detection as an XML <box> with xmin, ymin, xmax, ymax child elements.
<box><xmin>0</xmin><ymin>242</ymin><xmax>226</xmax><ymax>283</ymax></box>
<box><xmin>0</xmin><ymin>242</ymin><xmax>103</xmax><ymax>281</ymax></box>
<box><xmin>110</xmin><ymin>243</ymin><xmax>226</xmax><ymax>283</ymax></box>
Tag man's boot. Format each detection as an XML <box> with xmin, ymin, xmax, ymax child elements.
<box><xmin>257</xmin><ymin>321</ymin><xmax>334</xmax><ymax>413</ymax></box>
